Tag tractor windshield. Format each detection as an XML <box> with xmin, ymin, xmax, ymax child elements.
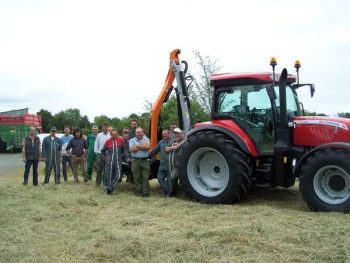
<box><xmin>215</xmin><ymin>84</ymin><xmax>300</xmax><ymax>154</ymax></box>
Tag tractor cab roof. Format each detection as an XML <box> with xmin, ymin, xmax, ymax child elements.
<box><xmin>210</xmin><ymin>72</ymin><xmax>296</xmax><ymax>87</ymax></box>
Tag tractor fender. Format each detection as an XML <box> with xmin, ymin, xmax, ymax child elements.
<box><xmin>186</xmin><ymin>125</ymin><xmax>258</xmax><ymax>157</ymax></box>
<box><xmin>294</xmin><ymin>142</ymin><xmax>350</xmax><ymax>177</ymax></box>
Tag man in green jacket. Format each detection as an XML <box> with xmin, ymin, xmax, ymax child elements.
<box><xmin>86</xmin><ymin>125</ymin><xmax>98</xmax><ymax>181</ymax></box>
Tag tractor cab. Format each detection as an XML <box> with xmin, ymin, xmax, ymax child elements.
<box><xmin>211</xmin><ymin>72</ymin><xmax>300</xmax><ymax>155</ymax></box>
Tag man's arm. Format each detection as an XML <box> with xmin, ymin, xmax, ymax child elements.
<box><xmin>83</xmin><ymin>139</ymin><xmax>88</xmax><ymax>159</ymax></box>
<box><xmin>22</xmin><ymin>141</ymin><xmax>26</xmax><ymax>162</ymax></box>
<box><xmin>42</xmin><ymin>138</ymin><xmax>47</xmax><ymax>160</ymax></box>
<box><xmin>137</xmin><ymin>143</ymin><xmax>150</xmax><ymax>151</ymax></box>
<box><xmin>66</xmin><ymin>140</ymin><xmax>73</xmax><ymax>157</ymax></box>
<box><xmin>148</xmin><ymin>142</ymin><xmax>160</xmax><ymax>158</ymax></box>
<box><xmin>165</xmin><ymin>145</ymin><xmax>175</xmax><ymax>153</ymax></box>
<box><xmin>94</xmin><ymin>134</ymin><xmax>100</xmax><ymax>154</ymax></box>
<box><xmin>129</xmin><ymin>139</ymin><xmax>139</xmax><ymax>153</ymax></box>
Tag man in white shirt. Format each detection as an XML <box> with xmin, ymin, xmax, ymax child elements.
<box><xmin>94</xmin><ymin>123</ymin><xmax>111</xmax><ymax>186</ymax></box>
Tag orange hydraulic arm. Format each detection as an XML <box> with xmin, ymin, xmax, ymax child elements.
<box><xmin>149</xmin><ymin>49</ymin><xmax>191</xmax><ymax>149</ymax></box>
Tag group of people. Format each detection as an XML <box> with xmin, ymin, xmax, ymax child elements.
<box><xmin>22</xmin><ymin>120</ymin><xmax>185</xmax><ymax>197</ymax></box>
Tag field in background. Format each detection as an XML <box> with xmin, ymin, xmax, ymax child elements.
<box><xmin>0</xmin><ymin>159</ymin><xmax>349</xmax><ymax>263</ymax></box>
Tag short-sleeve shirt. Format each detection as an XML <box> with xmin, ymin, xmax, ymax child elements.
<box><xmin>60</xmin><ymin>134</ymin><xmax>73</xmax><ymax>156</ymax></box>
<box><xmin>129</xmin><ymin>135</ymin><xmax>150</xmax><ymax>159</ymax></box>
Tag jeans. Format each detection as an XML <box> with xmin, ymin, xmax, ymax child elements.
<box><xmin>157</xmin><ymin>167</ymin><xmax>171</xmax><ymax>195</ymax></box>
<box><xmin>62</xmin><ymin>155</ymin><xmax>73</xmax><ymax>182</ymax></box>
<box><xmin>23</xmin><ymin>160</ymin><xmax>39</xmax><ymax>185</ymax></box>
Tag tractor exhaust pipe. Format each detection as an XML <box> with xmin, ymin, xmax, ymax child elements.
<box><xmin>279</xmin><ymin>68</ymin><xmax>288</xmax><ymax>128</ymax></box>
<box><xmin>273</xmin><ymin>68</ymin><xmax>295</xmax><ymax>188</ymax></box>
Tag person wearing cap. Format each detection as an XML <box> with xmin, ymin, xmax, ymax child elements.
<box><xmin>148</xmin><ymin>129</ymin><xmax>174</xmax><ymax>196</ymax></box>
<box><xmin>86</xmin><ymin>125</ymin><xmax>99</xmax><ymax>181</ymax></box>
<box><xmin>66</xmin><ymin>127</ymin><xmax>88</xmax><ymax>183</ymax></box>
<box><xmin>129</xmin><ymin>128</ymin><xmax>150</xmax><ymax>197</ymax></box>
<box><xmin>94</xmin><ymin>123</ymin><xmax>111</xmax><ymax>186</ymax></box>
<box><xmin>60</xmin><ymin>125</ymin><xmax>74</xmax><ymax>182</ymax></box>
<box><xmin>42</xmin><ymin>127</ymin><xmax>62</xmax><ymax>184</ymax></box>
<box><xmin>165</xmin><ymin>127</ymin><xmax>185</xmax><ymax>196</ymax></box>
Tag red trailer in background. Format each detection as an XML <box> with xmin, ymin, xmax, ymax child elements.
<box><xmin>0</xmin><ymin>108</ymin><xmax>42</xmax><ymax>152</ymax></box>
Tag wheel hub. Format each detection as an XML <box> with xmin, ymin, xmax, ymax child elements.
<box><xmin>187</xmin><ymin>147</ymin><xmax>229</xmax><ymax>197</ymax></box>
<box><xmin>213</xmin><ymin>166</ymin><xmax>221</xmax><ymax>174</ymax></box>
<box><xmin>328</xmin><ymin>175</ymin><xmax>346</xmax><ymax>192</ymax></box>
<box><xmin>313</xmin><ymin>165</ymin><xmax>350</xmax><ymax>205</ymax></box>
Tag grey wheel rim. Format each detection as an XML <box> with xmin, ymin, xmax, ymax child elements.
<box><xmin>313</xmin><ymin>165</ymin><xmax>350</xmax><ymax>205</ymax></box>
<box><xmin>187</xmin><ymin>147</ymin><xmax>229</xmax><ymax>197</ymax></box>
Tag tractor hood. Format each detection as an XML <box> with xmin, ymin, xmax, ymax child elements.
<box><xmin>293</xmin><ymin>116</ymin><xmax>350</xmax><ymax>146</ymax></box>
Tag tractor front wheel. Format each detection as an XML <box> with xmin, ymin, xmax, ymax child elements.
<box><xmin>175</xmin><ymin>131</ymin><xmax>251</xmax><ymax>204</ymax></box>
<box><xmin>299</xmin><ymin>149</ymin><xmax>350</xmax><ymax>212</ymax></box>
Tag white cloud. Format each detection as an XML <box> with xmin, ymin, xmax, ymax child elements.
<box><xmin>0</xmin><ymin>0</ymin><xmax>350</xmax><ymax>120</ymax></box>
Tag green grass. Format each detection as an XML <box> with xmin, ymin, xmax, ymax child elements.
<box><xmin>0</xmin><ymin>168</ymin><xmax>349</xmax><ymax>263</ymax></box>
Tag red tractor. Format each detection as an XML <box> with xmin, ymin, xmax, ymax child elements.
<box><xmin>174</xmin><ymin>58</ymin><xmax>350</xmax><ymax>212</ymax></box>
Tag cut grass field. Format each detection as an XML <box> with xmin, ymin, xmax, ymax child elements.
<box><xmin>0</xmin><ymin>165</ymin><xmax>349</xmax><ymax>263</ymax></box>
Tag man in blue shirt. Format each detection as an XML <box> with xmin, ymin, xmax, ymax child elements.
<box><xmin>129</xmin><ymin>127</ymin><xmax>150</xmax><ymax>197</ymax></box>
<box><xmin>60</xmin><ymin>125</ymin><xmax>73</xmax><ymax>182</ymax></box>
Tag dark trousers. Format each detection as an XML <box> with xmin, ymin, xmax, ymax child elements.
<box><xmin>62</xmin><ymin>155</ymin><xmax>73</xmax><ymax>182</ymax></box>
<box><xmin>23</xmin><ymin>160</ymin><xmax>39</xmax><ymax>185</ymax></box>
<box><xmin>44</xmin><ymin>157</ymin><xmax>60</xmax><ymax>184</ymax></box>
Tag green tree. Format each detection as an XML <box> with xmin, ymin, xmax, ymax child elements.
<box><xmin>37</xmin><ymin>109</ymin><xmax>53</xmax><ymax>132</ymax></box>
<box><xmin>338</xmin><ymin>112</ymin><xmax>350</xmax><ymax>118</ymax></box>
<box><xmin>52</xmin><ymin>108</ymin><xmax>91</xmax><ymax>132</ymax></box>
<box><xmin>304</xmin><ymin>110</ymin><xmax>328</xmax><ymax>116</ymax></box>
<box><xmin>159</xmin><ymin>96</ymin><xmax>210</xmax><ymax>130</ymax></box>
<box><xmin>94</xmin><ymin>115</ymin><xmax>111</xmax><ymax>129</ymax></box>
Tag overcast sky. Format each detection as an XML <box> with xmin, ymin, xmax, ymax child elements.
<box><xmin>1</xmin><ymin>0</ymin><xmax>349</xmax><ymax>121</ymax></box>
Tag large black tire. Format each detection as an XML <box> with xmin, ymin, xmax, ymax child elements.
<box><xmin>299</xmin><ymin>148</ymin><xmax>350</xmax><ymax>212</ymax></box>
<box><xmin>175</xmin><ymin>130</ymin><xmax>251</xmax><ymax>204</ymax></box>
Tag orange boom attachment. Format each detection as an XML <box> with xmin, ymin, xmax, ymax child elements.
<box><xmin>149</xmin><ymin>49</ymin><xmax>191</xmax><ymax>149</ymax></box>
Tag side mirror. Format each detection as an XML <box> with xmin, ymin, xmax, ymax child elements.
<box><xmin>310</xmin><ymin>84</ymin><xmax>315</xmax><ymax>98</ymax></box>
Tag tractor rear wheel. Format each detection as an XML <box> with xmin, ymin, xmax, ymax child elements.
<box><xmin>299</xmin><ymin>148</ymin><xmax>350</xmax><ymax>212</ymax></box>
<box><xmin>175</xmin><ymin>131</ymin><xmax>251</xmax><ymax>203</ymax></box>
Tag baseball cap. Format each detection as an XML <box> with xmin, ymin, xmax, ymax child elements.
<box><xmin>92</xmin><ymin>125</ymin><xmax>98</xmax><ymax>129</ymax></box>
<box><xmin>173</xmin><ymin>128</ymin><xmax>182</xmax><ymax>133</ymax></box>
<box><xmin>50</xmin><ymin>127</ymin><xmax>57</xmax><ymax>132</ymax></box>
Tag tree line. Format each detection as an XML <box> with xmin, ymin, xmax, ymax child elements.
<box><xmin>36</xmin><ymin>96</ymin><xmax>211</xmax><ymax>136</ymax></box>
